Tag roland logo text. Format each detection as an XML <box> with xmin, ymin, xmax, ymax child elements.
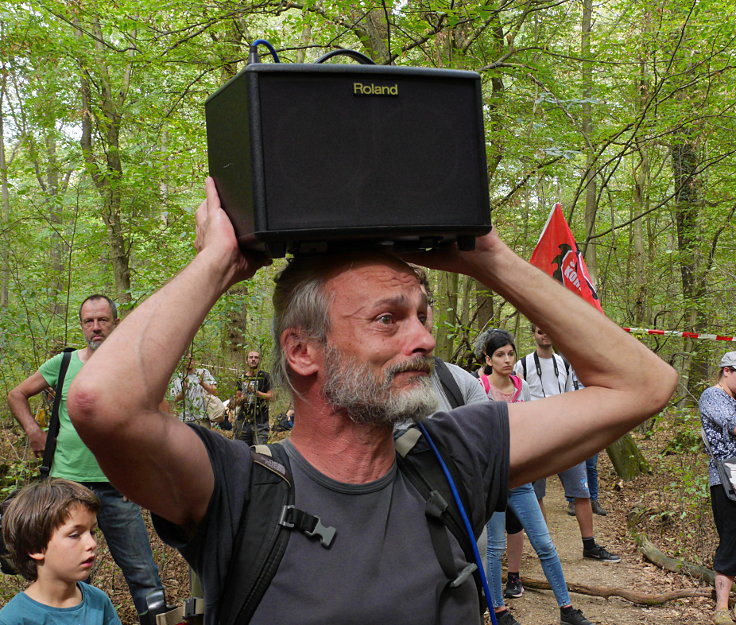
<box><xmin>353</xmin><ymin>82</ymin><xmax>399</xmax><ymax>96</ymax></box>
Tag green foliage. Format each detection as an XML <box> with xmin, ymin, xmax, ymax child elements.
<box><xmin>656</xmin><ymin>408</ymin><xmax>711</xmax><ymax>552</ymax></box>
<box><xmin>0</xmin><ymin>0</ymin><xmax>735</xmax><ymax>399</ymax></box>
<box><xmin>0</xmin><ymin>457</ymin><xmax>38</xmax><ymax>498</ymax></box>
<box><xmin>661</xmin><ymin>409</ymin><xmax>705</xmax><ymax>456</ymax></box>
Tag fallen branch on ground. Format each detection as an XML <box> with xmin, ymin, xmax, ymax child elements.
<box><xmin>517</xmin><ymin>505</ymin><xmax>715</xmax><ymax>606</ymax></box>
<box><xmin>521</xmin><ymin>577</ymin><xmax>712</xmax><ymax>606</ymax></box>
<box><xmin>627</xmin><ymin>506</ymin><xmax>716</xmax><ymax>586</ymax></box>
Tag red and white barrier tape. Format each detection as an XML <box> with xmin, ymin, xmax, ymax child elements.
<box><xmin>624</xmin><ymin>327</ymin><xmax>736</xmax><ymax>342</ymax></box>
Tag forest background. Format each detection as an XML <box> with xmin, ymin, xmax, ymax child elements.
<box><xmin>0</xmin><ymin>0</ymin><xmax>735</xmax><ymax>619</ymax></box>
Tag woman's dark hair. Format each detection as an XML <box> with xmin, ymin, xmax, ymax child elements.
<box><xmin>476</xmin><ymin>328</ymin><xmax>516</xmax><ymax>374</ymax></box>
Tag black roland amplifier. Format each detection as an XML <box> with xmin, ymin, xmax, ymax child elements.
<box><xmin>205</xmin><ymin>62</ymin><xmax>491</xmax><ymax>258</ymax></box>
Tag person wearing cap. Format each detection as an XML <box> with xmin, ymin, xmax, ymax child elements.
<box><xmin>700</xmin><ymin>351</ymin><xmax>736</xmax><ymax>625</ymax></box>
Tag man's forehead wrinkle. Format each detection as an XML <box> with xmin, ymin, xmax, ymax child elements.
<box><xmin>328</xmin><ymin>262</ymin><xmax>420</xmax><ymax>292</ymax></box>
<box><xmin>326</xmin><ymin>264</ymin><xmax>422</xmax><ymax>321</ymax></box>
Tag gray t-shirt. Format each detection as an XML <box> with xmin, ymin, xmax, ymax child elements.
<box><xmin>432</xmin><ymin>361</ymin><xmax>488</xmax><ymax>411</ymax></box>
<box><xmin>153</xmin><ymin>403</ymin><xmax>509</xmax><ymax>625</ymax></box>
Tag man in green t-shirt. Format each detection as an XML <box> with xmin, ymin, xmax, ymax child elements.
<box><xmin>7</xmin><ymin>295</ymin><xmax>163</xmax><ymax>620</ymax></box>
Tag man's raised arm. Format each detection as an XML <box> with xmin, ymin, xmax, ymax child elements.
<box><xmin>410</xmin><ymin>230</ymin><xmax>678</xmax><ymax>486</ymax></box>
<box><xmin>68</xmin><ymin>179</ymin><xmax>268</xmax><ymax>531</ymax></box>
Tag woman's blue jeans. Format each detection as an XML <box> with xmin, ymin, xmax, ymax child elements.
<box><xmin>486</xmin><ymin>482</ymin><xmax>570</xmax><ymax>608</ymax></box>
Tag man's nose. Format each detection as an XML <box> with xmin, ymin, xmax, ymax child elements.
<box><xmin>410</xmin><ymin>317</ymin><xmax>435</xmax><ymax>354</ymax></box>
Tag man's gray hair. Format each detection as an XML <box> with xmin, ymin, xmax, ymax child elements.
<box><xmin>271</xmin><ymin>256</ymin><xmax>335</xmax><ymax>391</ymax></box>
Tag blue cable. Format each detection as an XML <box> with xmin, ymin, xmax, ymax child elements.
<box><xmin>417</xmin><ymin>421</ymin><xmax>498</xmax><ymax>625</ymax></box>
<box><xmin>250</xmin><ymin>39</ymin><xmax>280</xmax><ymax>63</ymax></box>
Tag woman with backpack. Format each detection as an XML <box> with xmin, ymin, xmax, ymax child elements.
<box><xmin>477</xmin><ymin>328</ymin><xmax>593</xmax><ymax>625</ymax></box>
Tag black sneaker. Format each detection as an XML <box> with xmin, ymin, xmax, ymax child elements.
<box><xmin>567</xmin><ymin>500</ymin><xmax>576</xmax><ymax>516</ymax></box>
<box><xmin>504</xmin><ymin>577</ymin><xmax>524</xmax><ymax>599</ymax></box>
<box><xmin>496</xmin><ymin>610</ymin><xmax>522</xmax><ymax>625</ymax></box>
<box><xmin>560</xmin><ymin>607</ymin><xmax>594</xmax><ymax>625</ymax></box>
<box><xmin>583</xmin><ymin>544</ymin><xmax>621</xmax><ymax>562</ymax></box>
<box><xmin>591</xmin><ymin>500</ymin><xmax>608</xmax><ymax>516</ymax></box>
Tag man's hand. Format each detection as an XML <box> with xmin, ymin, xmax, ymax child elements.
<box><xmin>8</xmin><ymin>371</ymin><xmax>54</xmax><ymax>459</ymax></box>
<box><xmin>29</xmin><ymin>429</ymin><xmax>48</xmax><ymax>457</ymax></box>
<box><xmin>400</xmin><ymin>229</ymin><xmax>502</xmax><ymax>282</ymax></box>
<box><xmin>195</xmin><ymin>177</ymin><xmax>270</xmax><ymax>289</ymax></box>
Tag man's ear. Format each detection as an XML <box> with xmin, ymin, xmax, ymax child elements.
<box><xmin>281</xmin><ymin>329</ymin><xmax>320</xmax><ymax>377</ymax></box>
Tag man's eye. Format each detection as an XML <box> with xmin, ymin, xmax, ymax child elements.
<box><xmin>376</xmin><ymin>314</ymin><xmax>393</xmax><ymax>325</ymax></box>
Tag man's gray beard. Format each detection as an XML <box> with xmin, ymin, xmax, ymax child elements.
<box><xmin>322</xmin><ymin>345</ymin><xmax>438</xmax><ymax>426</ymax></box>
<box><xmin>87</xmin><ymin>338</ymin><xmax>102</xmax><ymax>350</ymax></box>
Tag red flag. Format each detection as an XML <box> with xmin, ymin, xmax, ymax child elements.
<box><xmin>529</xmin><ymin>204</ymin><xmax>603</xmax><ymax>312</ymax></box>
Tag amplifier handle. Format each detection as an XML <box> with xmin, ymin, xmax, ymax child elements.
<box><xmin>314</xmin><ymin>49</ymin><xmax>376</xmax><ymax>65</ymax></box>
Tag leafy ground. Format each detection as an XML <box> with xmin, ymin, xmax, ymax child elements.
<box><xmin>0</xmin><ymin>410</ymin><xmax>720</xmax><ymax>624</ymax></box>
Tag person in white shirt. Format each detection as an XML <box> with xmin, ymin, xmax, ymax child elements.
<box><xmin>514</xmin><ymin>324</ymin><xmax>619</xmax><ymax>563</ymax></box>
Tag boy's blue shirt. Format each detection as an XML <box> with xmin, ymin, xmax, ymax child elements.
<box><xmin>0</xmin><ymin>581</ymin><xmax>121</xmax><ymax>625</ymax></box>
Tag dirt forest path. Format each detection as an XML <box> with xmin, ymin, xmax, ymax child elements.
<box><xmin>492</xmin><ymin>476</ymin><xmax>712</xmax><ymax>625</ymax></box>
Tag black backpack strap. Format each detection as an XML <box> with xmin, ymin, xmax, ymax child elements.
<box><xmin>219</xmin><ymin>444</ymin><xmax>293</xmax><ymax>625</ymax></box>
<box><xmin>521</xmin><ymin>354</ymin><xmax>528</xmax><ymax>380</ymax></box>
<box><xmin>395</xmin><ymin>428</ymin><xmax>483</xmax><ymax>611</ymax></box>
<box><xmin>40</xmin><ymin>348</ymin><xmax>74</xmax><ymax>479</ymax></box>
<box><xmin>433</xmin><ymin>357</ymin><xmax>463</xmax><ymax>410</ymax></box>
<box><xmin>221</xmin><ymin>443</ymin><xmax>336</xmax><ymax>625</ymax></box>
<box><xmin>559</xmin><ymin>354</ymin><xmax>579</xmax><ymax>390</ymax></box>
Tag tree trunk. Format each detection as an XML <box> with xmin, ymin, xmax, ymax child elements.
<box><xmin>580</xmin><ymin>0</ymin><xmax>597</xmax><ymax>282</ymax></box>
<box><xmin>349</xmin><ymin>8</ymin><xmax>390</xmax><ymax>64</ymax></box>
<box><xmin>606</xmin><ymin>433</ymin><xmax>651</xmax><ymax>480</ymax></box>
<box><xmin>45</xmin><ymin>135</ymin><xmax>67</xmax><ymax>318</ymax></box>
<box><xmin>0</xmin><ymin>81</ymin><xmax>8</xmax><ymax>309</ymax></box>
<box><xmin>76</xmin><ymin>17</ymin><xmax>132</xmax><ymax>307</ymax></box>
<box><xmin>670</xmin><ymin>137</ymin><xmax>708</xmax><ymax>401</ymax></box>
<box><xmin>223</xmin><ymin>284</ymin><xmax>249</xmax><ymax>364</ymax></box>
<box><xmin>631</xmin><ymin>122</ymin><xmax>651</xmax><ymax>325</ymax></box>
<box><xmin>295</xmin><ymin>23</ymin><xmax>313</xmax><ymax>63</ymax></box>
<box><xmin>631</xmin><ymin>9</ymin><xmax>655</xmax><ymax>329</ymax></box>
<box><xmin>434</xmin><ymin>271</ymin><xmax>459</xmax><ymax>361</ymax></box>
